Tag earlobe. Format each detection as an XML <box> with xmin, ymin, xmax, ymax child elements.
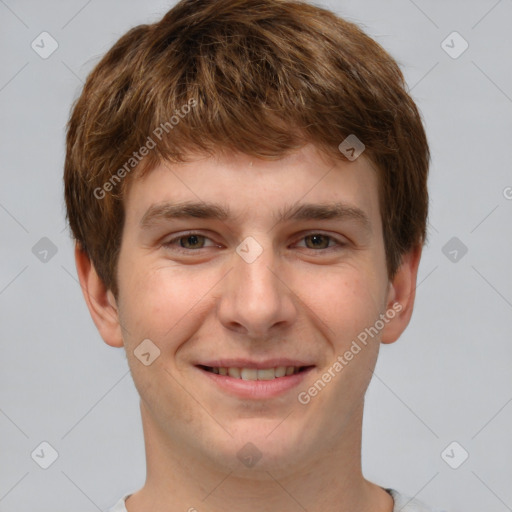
<box><xmin>381</xmin><ymin>245</ymin><xmax>422</xmax><ymax>345</ymax></box>
<box><xmin>74</xmin><ymin>244</ymin><xmax>124</xmax><ymax>348</ymax></box>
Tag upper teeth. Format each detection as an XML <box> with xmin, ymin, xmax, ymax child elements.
<box><xmin>208</xmin><ymin>366</ymin><xmax>300</xmax><ymax>380</ymax></box>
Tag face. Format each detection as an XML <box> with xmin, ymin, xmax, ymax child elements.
<box><xmin>93</xmin><ymin>144</ymin><xmax>415</xmax><ymax>477</ymax></box>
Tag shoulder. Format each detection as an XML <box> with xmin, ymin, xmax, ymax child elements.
<box><xmin>108</xmin><ymin>489</ymin><xmax>447</xmax><ymax>512</ymax></box>
<box><xmin>387</xmin><ymin>488</ymin><xmax>447</xmax><ymax>512</ymax></box>
<box><xmin>107</xmin><ymin>493</ymin><xmax>132</xmax><ymax>512</ymax></box>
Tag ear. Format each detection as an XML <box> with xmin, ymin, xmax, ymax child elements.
<box><xmin>75</xmin><ymin>244</ymin><xmax>124</xmax><ymax>348</ymax></box>
<box><xmin>381</xmin><ymin>245</ymin><xmax>422</xmax><ymax>344</ymax></box>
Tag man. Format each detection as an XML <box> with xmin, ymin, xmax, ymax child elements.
<box><xmin>64</xmin><ymin>0</ymin><xmax>441</xmax><ymax>510</ymax></box>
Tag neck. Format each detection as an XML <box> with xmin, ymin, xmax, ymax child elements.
<box><xmin>126</xmin><ymin>401</ymin><xmax>393</xmax><ymax>512</ymax></box>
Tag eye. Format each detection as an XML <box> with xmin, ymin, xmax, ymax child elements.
<box><xmin>163</xmin><ymin>232</ymin><xmax>218</xmax><ymax>251</ymax></box>
<box><xmin>178</xmin><ymin>234</ymin><xmax>206</xmax><ymax>249</ymax></box>
<box><xmin>295</xmin><ymin>233</ymin><xmax>345</xmax><ymax>250</ymax></box>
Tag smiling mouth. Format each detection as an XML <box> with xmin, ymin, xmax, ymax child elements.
<box><xmin>197</xmin><ymin>365</ymin><xmax>313</xmax><ymax>381</ymax></box>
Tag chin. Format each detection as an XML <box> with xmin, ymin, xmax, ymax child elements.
<box><xmin>207</xmin><ymin>420</ymin><xmax>310</xmax><ymax>474</ymax></box>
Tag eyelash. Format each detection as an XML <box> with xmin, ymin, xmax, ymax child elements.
<box><xmin>162</xmin><ymin>231</ymin><xmax>346</xmax><ymax>253</ymax></box>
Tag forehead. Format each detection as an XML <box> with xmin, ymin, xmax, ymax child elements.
<box><xmin>123</xmin><ymin>144</ymin><xmax>381</xmax><ymax>229</ymax></box>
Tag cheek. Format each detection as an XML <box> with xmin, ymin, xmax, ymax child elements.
<box><xmin>118</xmin><ymin>264</ymin><xmax>214</xmax><ymax>430</ymax></box>
<box><xmin>300</xmin><ymin>266</ymin><xmax>384</xmax><ymax>345</ymax></box>
<box><xmin>118</xmin><ymin>263</ymin><xmax>217</xmax><ymax>351</ymax></box>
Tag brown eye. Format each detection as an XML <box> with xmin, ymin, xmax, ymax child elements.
<box><xmin>304</xmin><ymin>234</ymin><xmax>332</xmax><ymax>249</ymax></box>
<box><xmin>179</xmin><ymin>234</ymin><xmax>206</xmax><ymax>249</ymax></box>
<box><xmin>163</xmin><ymin>232</ymin><xmax>220</xmax><ymax>254</ymax></box>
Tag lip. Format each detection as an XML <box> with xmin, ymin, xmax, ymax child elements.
<box><xmin>195</xmin><ymin>364</ymin><xmax>315</xmax><ymax>400</ymax></box>
<box><xmin>194</xmin><ymin>358</ymin><xmax>315</xmax><ymax>369</ymax></box>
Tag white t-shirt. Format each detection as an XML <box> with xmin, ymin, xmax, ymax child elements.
<box><xmin>108</xmin><ymin>488</ymin><xmax>442</xmax><ymax>511</ymax></box>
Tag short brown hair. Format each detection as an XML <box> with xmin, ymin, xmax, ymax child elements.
<box><xmin>64</xmin><ymin>0</ymin><xmax>429</xmax><ymax>297</ymax></box>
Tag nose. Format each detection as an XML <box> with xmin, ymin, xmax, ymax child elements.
<box><xmin>216</xmin><ymin>238</ymin><xmax>298</xmax><ymax>339</ymax></box>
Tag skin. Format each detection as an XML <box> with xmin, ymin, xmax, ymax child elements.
<box><xmin>76</xmin><ymin>143</ymin><xmax>421</xmax><ymax>512</ymax></box>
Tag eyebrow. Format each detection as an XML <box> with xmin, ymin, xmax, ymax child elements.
<box><xmin>140</xmin><ymin>201</ymin><xmax>230</xmax><ymax>228</ymax></box>
<box><xmin>140</xmin><ymin>200</ymin><xmax>371</xmax><ymax>232</ymax></box>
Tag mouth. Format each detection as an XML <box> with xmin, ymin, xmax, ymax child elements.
<box><xmin>195</xmin><ymin>362</ymin><xmax>315</xmax><ymax>399</ymax></box>
<box><xmin>197</xmin><ymin>364</ymin><xmax>313</xmax><ymax>380</ymax></box>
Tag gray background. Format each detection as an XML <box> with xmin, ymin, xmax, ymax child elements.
<box><xmin>1</xmin><ymin>0</ymin><xmax>511</xmax><ymax>511</ymax></box>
